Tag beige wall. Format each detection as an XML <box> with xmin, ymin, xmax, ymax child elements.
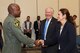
<box><xmin>38</xmin><ymin>0</ymin><xmax>58</xmax><ymax>19</ymax></box>
<box><xmin>15</xmin><ymin>0</ymin><xmax>37</xmax><ymax>24</ymax></box>
<box><xmin>0</xmin><ymin>0</ymin><xmax>14</xmax><ymax>22</ymax></box>
<box><xmin>0</xmin><ymin>0</ymin><xmax>80</xmax><ymax>39</ymax></box>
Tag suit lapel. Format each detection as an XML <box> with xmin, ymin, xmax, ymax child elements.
<box><xmin>42</xmin><ymin>19</ymin><xmax>46</xmax><ymax>33</ymax></box>
<box><xmin>46</xmin><ymin>17</ymin><xmax>55</xmax><ymax>36</ymax></box>
<box><xmin>47</xmin><ymin>18</ymin><xmax>53</xmax><ymax>33</ymax></box>
<box><xmin>60</xmin><ymin>21</ymin><xmax>67</xmax><ymax>36</ymax></box>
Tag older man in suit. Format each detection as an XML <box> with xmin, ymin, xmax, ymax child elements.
<box><xmin>36</xmin><ymin>7</ymin><xmax>58</xmax><ymax>53</ymax></box>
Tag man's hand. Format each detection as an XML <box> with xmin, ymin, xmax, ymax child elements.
<box><xmin>34</xmin><ymin>40</ymin><xmax>47</xmax><ymax>47</ymax></box>
<box><xmin>39</xmin><ymin>40</ymin><xmax>47</xmax><ymax>47</ymax></box>
<box><xmin>34</xmin><ymin>40</ymin><xmax>41</xmax><ymax>47</ymax></box>
<box><xmin>39</xmin><ymin>40</ymin><xmax>44</xmax><ymax>46</ymax></box>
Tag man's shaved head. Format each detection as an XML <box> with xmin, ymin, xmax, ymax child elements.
<box><xmin>8</xmin><ymin>3</ymin><xmax>21</xmax><ymax>17</ymax></box>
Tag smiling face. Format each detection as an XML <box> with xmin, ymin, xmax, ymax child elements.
<box><xmin>57</xmin><ymin>11</ymin><xmax>63</xmax><ymax>21</ymax></box>
<box><xmin>57</xmin><ymin>11</ymin><xmax>66</xmax><ymax>22</ymax></box>
<box><xmin>45</xmin><ymin>8</ymin><xmax>54</xmax><ymax>20</ymax></box>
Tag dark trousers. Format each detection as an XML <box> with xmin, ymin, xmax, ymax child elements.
<box><xmin>35</xmin><ymin>31</ymin><xmax>40</xmax><ymax>40</ymax></box>
<box><xmin>58</xmin><ymin>50</ymin><xmax>60</xmax><ymax>53</ymax></box>
<box><xmin>24</xmin><ymin>32</ymin><xmax>31</xmax><ymax>38</ymax></box>
<box><xmin>41</xmin><ymin>45</ymin><xmax>58</xmax><ymax>53</ymax></box>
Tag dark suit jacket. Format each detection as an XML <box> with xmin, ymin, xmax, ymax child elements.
<box><xmin>34</xmin><ymin>20</ymin><xmax>41</xmax><ymax>32</ymax></box>
<box><xmin>34</xmin><ymin>20</ymin><xmax>41</xmax><ymax>39</ymax></box>
<box><xmin>40</xmin><ymin>17</ymin><xmax>58</xmax><ymax>53</ymax></box>
<box><xmin>57</xmin><ymin>21</ymin><xmax>77</xmax><ymax>53</ymax></box>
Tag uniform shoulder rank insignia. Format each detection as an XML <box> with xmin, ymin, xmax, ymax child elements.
<box><xmin>14</xmin><ymin>19</ymin><xmax>20</xmax><ymax>28</ymax></box>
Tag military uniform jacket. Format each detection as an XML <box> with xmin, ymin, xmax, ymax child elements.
<box><xmin>2</xmin><ymin>14</ymin><xmax>34</xmax><ymax>53</ymax></box>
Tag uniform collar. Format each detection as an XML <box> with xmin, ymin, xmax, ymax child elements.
<box><xmin>8</xmin><ymin>14</ymin><xmax>15</xmax><ymax>19</ymax></box>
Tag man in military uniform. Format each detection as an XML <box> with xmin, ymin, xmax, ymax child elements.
<box><xmin>2</xmin><ymin>3</ymin><xmax>34</xmax><ymax>53</ymax></box>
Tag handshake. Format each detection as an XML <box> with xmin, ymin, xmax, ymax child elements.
<box><xmin>34</xmin><ymin>40</ymin><xmax>47</xmax><ymax>47</ymax></box>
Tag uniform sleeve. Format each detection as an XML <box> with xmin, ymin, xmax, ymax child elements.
<box><xmin>8</xmin><ymin>21</ymin><xmax>34</xmax><ymax>46</ymax></box>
